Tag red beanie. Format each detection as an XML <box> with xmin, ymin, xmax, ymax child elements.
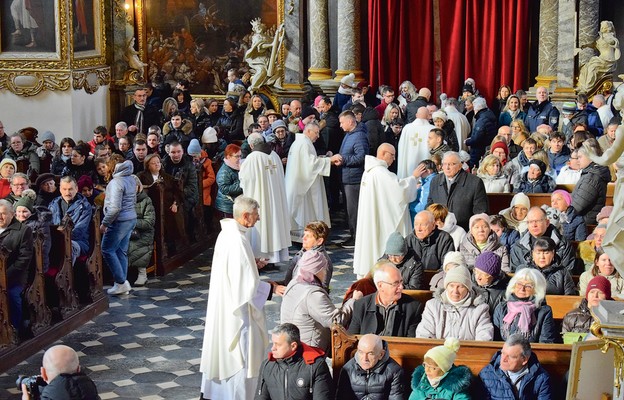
<box><xmin>586</xmin><ymin>275</ymin><xmax>612</xmax><ymax>300</ymax></box>
<box><xmin>490</xmin><ymin>141</ymin><xmax>509</xmax><ymax>159</ymax></box>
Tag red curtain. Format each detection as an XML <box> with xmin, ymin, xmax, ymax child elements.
<box><xmin>368</xmin><ymin>0</ymin><xmax>530</xmax><ymax>104</ymax></box>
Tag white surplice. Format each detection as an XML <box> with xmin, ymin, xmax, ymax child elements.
<box><xmin>284</xmin><ymin>134</ymin><xmax>332</xmax><ymax>240</ymax></box>
<box><xmin>353</xmin><ymin>156</ymin><xmax>418</xmax><ymax>277</ymax></box>
<box><xmin>445</xmin><ymin>105</ymin><xmax>472</xmax><ymax>152</ymax></box>
<box><xmin>239</xmin><ymin>150</ymin><xmax>291</xmax><ymax>262</ymax></box>
<box><xmin>397</xmin><ymin>118</ymin><xmax>434</xmax><ymax>179</ymax></box>
<box><xmin>200</xmin><ymin>219</ymin><xmax>271</xmax><ymax>400</ymax></box>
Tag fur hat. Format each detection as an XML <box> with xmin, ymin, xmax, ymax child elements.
<box><xmin>444</xmin><ymin>265</ymin><xmax>472</xmax><ymax>290</ymax></box>
<box><xmin>431</xmin><ymin>111</ymin><xmax>447</xmax><ymax>122</ymax></box>
<box><xmin>552</xmin><ymin>189</ymin><xmax>572</xmax><ymax>207</ymax></box>
<box><xmin>587</xmin><ymin>275</ymin><xmax>612</xmax><ymax>300</ymax></box>
<box><xmin>424</xmin><ymin>337</ymin><xmax>460</xmax><ymax>373</ymax></box>
<box><xmin>474</xmin><ymin>252</ymin><xmax>502</xmax><ymax>276</ymax></box>
<box><xmin>201</xmin><ymin>127</ymin><xmax>218</xmax><ymax>144</ymax></box>
<box><xmin>187</xmin><ymin>139</ymin><xmax>202</xmax><ymax>156</ymax></box>
<box><xmin>510</xmin><ymin>192</ymin><xmax>530</xmax><ymax>210</ymax></box>
<box><xmin>35</xmin><ymin>173</ymin><xmax>55</xmax><ymax>190</ymax></box>
<box><xmin>490</xmin><ymin>141</ymin><xmax>509</xmax><ymax>158</ymax></box>
<box><xmin>40</xmin><ymin>130</ymin><xmax>55</xmax><ymax>144</ymax></box>
<box><xmin>340</xmin><ymin>73</ymin><xmax>357</xmax><ymax>89</ymax></box>
<box><xmin>296</xmin><ymin>250</ymin><xmax>328</xmax><ymax>284</ymax></box>
<box><xmin>443</xmin><ymin>251</ymin><xmax>465</xmax><ymax>270</ymax></box>
<box><xmin>384</xmin><ymin>232</ymin><xmax>407</xmax><ymax>256</ymax></box>
<box><xmin>15</xmin><ymin>189</ymin><xmax>36</xmax><ymax>212</ymax></box>
<box><xmin>469</xmin><ymin>213</ymin><xmax>490</xmax><ymax>230</ymax></box>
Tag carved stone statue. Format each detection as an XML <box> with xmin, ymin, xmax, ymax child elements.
<box><xmin>577</xmin><ymin>21</ymin><xmax>621</xmax><ymax>94</ymax></box>
<box><xmin>244</xmin><ymin>18</ymin><xmax>285</xmax><ymax>93</ymax></box>
<box><xmin>123</xmin><ymin>37</ymin><xmax>146</xmax><ymax>84</ymax></box>
<box><xmin>587</xmin><ymin>80</ymin><xmax>624</xmax><ymax>276</ymax></box>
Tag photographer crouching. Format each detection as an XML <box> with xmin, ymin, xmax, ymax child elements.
<box><xmin>18</xmin><ymin>345</ymin><xmax>99</xmax><ymax>400</ymax></box>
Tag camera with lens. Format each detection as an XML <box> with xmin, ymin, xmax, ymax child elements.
<box><xmin>16</xmin><ymin>375</ymin><xmax>47</xmax><ymax>400</ymax></box>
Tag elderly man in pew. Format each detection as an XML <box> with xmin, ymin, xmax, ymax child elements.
<box><xmin>348</xmin><ymin>262</ymin><xmax>422</xmax><ymax>337</ymax></box>
<box><xmin>510</xmin><ymin>207</ymin><xmax>577</xmax><ymax>273</ymax></box>
<box><xmin>3</xmin><ymin>172</ymin><xmax>30</xmax><ymax>204</ymax></box>
<box><xmin>0</xmin><ymin>199</ymin><xmax>33</xmax><ymax>336</ymax></box>
<box><xmin>479</xmin><ymin>334</ymin><xmax>553</xmax><ymax>400</ymax></box>
<box><xmin>48</xmin><ymin>176</ymin><xmax>93</xmax><ymax>265</ymax></box>
<box><xmin>405</xmin><ymin>210</ymin><xmax>455</xmax><ymax>271</ymax></box>
<box><xmin>336</xmin><ymin>333</ymin><xmax>405</xmax><ymax>399</ymax></box>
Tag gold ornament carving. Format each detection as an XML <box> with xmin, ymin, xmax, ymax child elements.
<box><xmin>0</xmin><ymin>71</ymin><xmax>70</xmax><ymax>97</ymax></box>
<box><xmin>72</xmin><ymin>67</ymin><xmax>111</xmax><ymax>94</ymax></box>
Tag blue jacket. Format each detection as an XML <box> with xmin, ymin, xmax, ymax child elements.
<box><xmin>525</xmin><ymin>100</ymin><xmax>560</xmax><ymax>133</ymax></box>
<box><xmin>102</xmin><ymin>160</ymin><xmax>137</xmax><ymax>226</ymax></box>
<box><xmin>339</xmin><ymin>123</ymin><xmax>369</xmax><ymax>185</ymax></box>
<box><xmin>466</xmin><ymin>108</ymin><xmax>497</xmax><ymax>167</ymax></box>
<box><xmin>48</xmin><ymin>193</ymin><xmax>93</xmax><ymax>255</ymax></box>
<box><xmin>499</xmin><ymin>228</ymin><xmax>520</xmax><ymax>254</ymax></box>
<box><xmin>547</xmin><ymin>146</ymin><xmax>570</xmax><ymax>176</ymax></box>
<box><xmin>409</xmin><ymin>172</ymin><xmax>437</xmax><ymax>223</ymax></box>
<box><xmin>561</xmin><ymin>206</ymin><xmax>587</xmax><ymax>241</ymax></box>
<box><xmin>479</xmin><ymin>351</ymin><xmax>553</xmax><ymax>400</ymax></box>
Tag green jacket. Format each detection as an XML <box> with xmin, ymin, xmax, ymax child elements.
<box><xmin>409</xmin><ymin>364</ymin><xmax>472</xmax><ymax>400</ymax></box>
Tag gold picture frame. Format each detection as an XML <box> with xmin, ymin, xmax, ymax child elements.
<box><xmin>71</xmin><ymin>0</ymin><xmax>107</xmax><ymax>68</ymax></box>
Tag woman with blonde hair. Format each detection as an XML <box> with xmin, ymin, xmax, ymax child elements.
<box><xmin>397</xmin><ymin>80</ymin><xmax>417</xmax><ymax>113</ymax></box>
<box><xmin>382</xmin><ymin>103</ymin><xmax>403</xmax><ymax>127</ymax></box>
<box><xmin>579</xmin><ymin>250</ymin><xmax>624</xmax><ymax>298</ymax></box>
<box><xmin>477</xmin><ymin>155</ymin><xmax>510</xmax><ymax>193</ymax></box>
<box><xmin>498</xmin><ymin>94</ymin><xmax>526</xmax><ymax>126</ymax></box>
<box><xmin>242</xmin><ymin>94</ymin><xmax>266</xmax><ymax>132</ymax></box>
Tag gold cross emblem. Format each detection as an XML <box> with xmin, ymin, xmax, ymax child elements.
<box><xmin>264</xmin><ymin>159</ymin><xmax>277</xmax><ymax>174</ymax></box>
<box><xmin>410</xmin><ymin>134</ymin><xmax>423</xmax><ymax>146</ymax></box>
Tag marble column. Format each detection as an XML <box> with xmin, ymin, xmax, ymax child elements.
<box><xmin>534</xmin><ymin>0</ymin><xmax>558</xmax><ymax>90</ymax></box>
<box><xmin>283</xmin><ymin>0</ymin><xmax>305</xmax><ymax>85</ymax></box>
<box><xmin>334</xmin><ymin>0</ymin><xmax>364</xmax><ymax>81</ymax></box>
<box><xmin>308</xmin><ymin>0</ymin><xmax>332</xmax><ymax>80</ymax></box>
<box><xmin>578</xmin><ymin>0</ymin><xmax>600</xmax><ymax>67</ymax></box>
<box><xmin>555</xmin><ymin>0</ymin><xmax>576</xmax><ymax>92</ymax></box>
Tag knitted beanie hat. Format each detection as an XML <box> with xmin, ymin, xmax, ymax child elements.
<box><xmin>444</xmin><ymin>265</ymin><xmax>472</xmax><ymax>290</ymax></box>
<box><xmin>296</xmin><ymin>250</ymin><xmax>328</xmax><ymax>284</ymax></box>
<box><xmin>340</xmin><ymin>73</ymin><xmax>356</xmax><ymax>88</ymax></box>
<box><xmin>529</xmin><ymin>159</ymin><xmax>547</xmax><ymax>176</ymax></box>
<box><xmin>201</xmin><ymin>127</ymin><xmax>218</xmax><ymax>144</ymax></box>
<box><xmin>587</xmin><ymin>275</ymin><xmax>612</xmax><ymax>301</ymax></box>
<box><xmin>0</xmin><ymin>158</ymin><xmax>17</xmax><ymax>173</ymax></box>
<box><xmin>384</xmin><ymin>232</ymin><xmax>407</xmax><ymax>256</ymax></box>
<box><xmin>187</xmin><ymin>139</ymin><xmax>202</xmax><ymax>156</ymax></box>
<box><xmin>271</xmin><ymin>119</ymin><xmax>287</xmax><ymax>131</ymax></box>
<box><xmin>443</xmin><ymin>251</ymin><xmax>465</xmax><ymax>270</ymax></box>
<box><xmin>15</xmin><ymin>189</ymin><xmax>35</xmax><ymax>212</ymax></box>
<box><xmin>490</xmin><ymin>141</ymin><xmax>509</xmax><ymax>157</ymax></box>
<box><xmin>431</xmin><ymin>111</ymin><xmax>447</xmax><ymax>122</ymax></box>
<box><xmin>40</xmin><ymin>130</ymin><xmax>56</xmax><ymax>144</ymax></box>
<box><xmin>469</xmin><ymin>213</ymin><xmax>490</xmax><ymax>230</ymax></box>
<box><xmin>424</xmin><ymin>337</ymin><xmax>460</xmax><ymax>373</ymax></box>
<box><xmin>552</xmin><ymin>189</ymin><xmax>572</xmax><ymax>207</ymax></box>
<box><xmin>474</xmin><ymin>252</ymin><xmax>502</xmax><ymax>276</ymax></box>
<box><xmin>77</xmin><ymin>175</ymin><xmax>94</xmax><ymax>192</ymax></box>
<box><xmin>511</xmin><ymin>192</ymin><xmax>531</xmax><ymax>210</ymax></box>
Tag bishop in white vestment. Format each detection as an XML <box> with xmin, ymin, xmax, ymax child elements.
<box><xmin>353</xmin><ymin>144</ymin><xmax>418</xmax><ymax>277</ymax></box>
<box><xmin>397</xmin><ymin>107</ymin><xmax>434</xmax><ymax>179</ymax></box>
<box><xmin>239</xmin><ymin>142</ymin><xmax>291</xmax><ymax>263</ymax></box>
<box><xmin>285</xmin><ymin>123</ymin><xmax>336</xmax><ymax>241</ymax></box>
<box><xmin>200</xmin><ymin>197</ymin><xmax>272</xmax><ymax>400</ymax></box>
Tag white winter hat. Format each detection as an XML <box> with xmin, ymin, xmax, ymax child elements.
<box><xmin>424</xmin><ymin>337</ymin><xmax>460</xmax><ymax>373</ymax></box>
<box><xmin>340</xmin><ymin>73</ymin><xmax>356</xmax><ymax>88</ymax></box>
<box><xmin>444</xmin><ymin>265</ymin><xmax>472</xmax><ymax>290</ymax></box>
<box><xmin>443</xmin><ymin>251</ymin><xmax>465</xmax><ymax>270</ymax></box>
<box><xmin>511</xmin><ymin>192</ymin><xmax>531</xmax><ymax>210</ymax></box>
<box><xmin>201</xmin><ymin>127</ymin><xmax>218</xmax><ymax>144</ymax></box>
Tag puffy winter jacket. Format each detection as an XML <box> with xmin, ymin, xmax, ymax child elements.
<box><xmin>478</xmin><ymin>172</ymin><xmax>510</xmax><ymax>193</ymax></box>
<box><xmin>381</xmin><ymin>249</ymin><xmax>424</xmax><ymax>290</ymax></box>
<box><xmin>459</xmin><ymin>231</ymin><xmax>510</xmax><ymax>272</ymax></box>
<box><xmin>572</xmin><ymin>162</ymin><xmax>612</xmax><ymax>225</ymax></box>
<box><xmin>4</xmin><ymin>141</ymin><xmax>40</xmax><ymax>173</ymax></box>
<box><xmin>405</xmin><ymin>228</ymin><xmax>455</xmax><ymax>270</ymax></box>
<box><xmin>48</xmin><ymin>193</ymin><xmax>93</xmax><ymax>256</ymax></box>
<box><xmin>362</xmin><ymin>107</ymin><xmax>384</xmax><ymax>155</ymax></box>
<box><xmin>562</xmin><ymin>298</ymin><xmax>592</xmax><ymax>333</ymax></box>
<box><xmin>339</xmin><ymin>123</ymin><xmax>369</xmax><ymax>185</ymax></box>
<box><xmin>410</xmin><ymin>364</ymin><xmax>472</xmax><ymax>400</ymax></box>
<box><xmin>499</xmin><ymin>227</ymin><xmax>520</xmax><ymax>254</ymax></box>
<box><xmin>40</xmin><ymin>372</ymin><xmax>100</xmax><ymax>400</ymax></box>
<box><xmin>466</xmin><ymin>107</ymin><xmax>497</xmax><ymax>167</ymax></box>
<box><xmin>561</xmin><ymin>206</ymin><xmax>587</xmax><ymax>241</ymax></box>
<box><xmin>514</xmin><ymin>172</ymin><xmax>556</xmax><ymax>194</ymax></box>
<box><xmin>510</xmin><ymin>226</ymin><xmax>576</xmax><ymax>273</ymax></box>
<box><xmin>479</xmin><ymin>351</ymin><xmax>553</xmax><ymax>400</ymax></box>
<box><xmin>102</xmin><ymin>160</ymin><xmax>137</xmax><ymax>226</ymax></box>
<box><xmin>214</xmin><ymin>163</ymin><xmax>242</xmax><ymax>214</ymax></box>
<box><xmin>336</xmin><ymin>340</ymin><xmax>405</xmax><ymax>400</ymax></box>
<box><xmin>473</xmin><ymin>272</ymin><xmax>510</xmax><ymax>316</ymax></box>
<box><xmin>128</xmin><ymin>191</ymin><xmax>155</xmax><ymax>270</ymax></box>
<box><xmin>517</xmin><ymin>261</ymin><xmax>577</xmax><ymax>295</ymax></box>
<box><xmin>493</xmin><ymin>295</ymin><xmax>558</xmax><ymax>343</ymax></box>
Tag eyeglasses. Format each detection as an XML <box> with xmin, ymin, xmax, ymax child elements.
<box><xmin>423</xmin><ymin>362</ymin><xmax>441</xmax><ymax>371</ymax></box>
<box><xmin>381</xmin><ymin>280</ymin><xmax>404</xmax><ymax>288</ymax></box>
<box><xmin>515</xmin><ymin>283</ymin><xmax>535</xmax><ymax>290</ymax></box>
<box><xmin>527</xmin><ymin>219</ymin><xmax>545</xmax><ymax>224</ymax></box>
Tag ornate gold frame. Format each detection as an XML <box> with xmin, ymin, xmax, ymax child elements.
<box><xmin>71</xmin><ymin>0</ymin><xmax>107</xmax><ymax>68</ymax></box>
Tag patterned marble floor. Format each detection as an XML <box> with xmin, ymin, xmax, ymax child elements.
<box><xmin>0</xmin><ymin>217</ymin><xmax>356</xmax><ymax>400</ymax></box>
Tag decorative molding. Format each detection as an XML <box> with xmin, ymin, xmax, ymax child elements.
<box><xmin>0</xmin><ymin>71</ymin><xmax>71</xmax><ymax>97</ymax></box>
<box><xmin>72</xmin><ymin>67</ymin><xmax>111</xmax><ymax>94</ymax></box>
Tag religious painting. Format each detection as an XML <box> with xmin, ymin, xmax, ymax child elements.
<box><xmin>72</xmin><ymin>0</ymin><xmax>98</xmax><ymax>54</ymax></box>
<box><xmin>144</xmin><ymin>0</ymin><xmax>280</xmax><ymax>95</ymax></box>
<box><xmin>0</xmin><ymin>0</ymin><xmax>58</xmax><ymax>55</ymax></box>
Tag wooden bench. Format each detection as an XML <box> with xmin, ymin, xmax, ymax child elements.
<box><xmin>332</xmin><ymin>324</ymin><xmax>572</xmax><ymax>396</ymax></box>
<box><xmin>487</xmin><ymin>188</ymin><xmax>614</xmax><ymax>215</ymax></box>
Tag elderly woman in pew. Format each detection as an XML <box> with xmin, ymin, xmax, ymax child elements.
<box><xmin>516</xmin><ymin>237</ymin><xmax>577</xmax><ymax>295</ymax></box>
<box><xmin>416</xmin><ymin>265</ymin><xmax>494</xmax><ymax>341</ymax></box>
<box><xmin>409</xmin><ymin>337</ymin><xmax>472</xmax><ymax>400</ymax></box>
<box><xmin>493</xmin><ymin>268</ymin><xmax>558</xmax><ymax>343</ymax></box>
<box><xmin>473</xmin><ymin>252</ymin><xmax>510</xmax><ymax>316</ymax></box>
<box><xmin>499</xmin><ymin>192</ymin><xmax>530</xmax><ymax>234</ymax></box>
<box><xmin>14</xmin><ymin>190</ymin><xmax>52</xmax><ymax>276</ymax></box>
<box><xmin>549</xmin><ymin>189</ymin><xmax>587</xmax><ymax>241</ymax></box>
<box><xmin>128</xmin><ymin>176</ymin><xmax>155</xmax><ymax>287</ymax></box>
<box><xmin>562</xmin><ymin>275</ymin><xmax>613</xmax><ymax>335</ymax></box>
<box><xmin>578</xmin><ymin>250</ymin><xmax>624</xmax><ymax>299</ymax></box>
<box><xmin>571</xmin><ymin>139</ymin><xmax>612</xmax><ymax>226</ymax></box>
<box><xmin>459</xmin><ymin>213</ymin><xmax>509</xmax><ymax>272</ymax></box>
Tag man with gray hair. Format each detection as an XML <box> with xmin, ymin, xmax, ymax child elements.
<box><xmin>255</xmin><ymin>323</ymin><xmax>333</xmax><ymax>399</ymax></box>
<box><xmin>336</xmin><ymin>333</ymin><xmax>405</xmax><ymax>399</ymax></box>
<box><xmin>21</xmin><ymin>345</ymin><xmax>99</xmax><ymax>399</ymax></box>
<box><xmin>593</xmin><ymin>94</ymin><xmax>614</xmax><ymax>129</ymax></box>
<box><xmin>239</xmin><ymin>132</ymin><xmax>291</xmax><ymax>263</ymax></box>
<box><xmin>4</xmin><ymin>172</ymin><xmax>30</xmax><ymax>204</ymax></box>
<box><xmin>200</xmin><ymin>196</ymin><xmax>274</xmax><ymax>400</ymax></box>
<box><xmin>465</xmin><ymin>96</ymin><xmax>497</xmax><ymax>168</ymax></box>
<box><xmin>427</xmin><ymin>151</ymin><xmax>488</xmax><ymax>230</ymax></box>
<box><xmin>348</xmin><ymin>262</ymin><xmax>422</xmax><ymax>337</ymax></box>
<box><xmin>405</xmin><ymin>210</ymin><xmax>455</xmax><ymax>270</ymax></box>
<box><xmin>120</xmin><ymin>88</ymin><xmax>159</xmax><ymax>135</ymax></box>
<box><xmin>479</xmin><ymin>333</ymin><xmax>553</xmax><ymax>399</ymax></box>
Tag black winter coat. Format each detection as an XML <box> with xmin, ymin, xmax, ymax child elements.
<box><xmin>336</xmin><ymin>340</ymin><xmax>405</xmax><ymax>400</ymax></box>
<box><xmin>40</xmin><ymin>372</ymin><xmax>100</xmax><ymax>400</ymax></box>
<box><xmin>1</xmin><ymin>218</ymin><xmax>33</xmax><ymax>287</ymax></box>
<box><xmin>572</xmin><ymin>162</ymin><xmax>611</xmax><ymax>225</ymax></box>
<box><xmin>493</xmin><ymin>295</ymin><xmax>558</xmax><ymax>343</ymax></box>
<box><xmin>405</xmin><ymin>228</ymin><xmax>455</xmax><ymax>271</ymax></box>
<box><xmin>348</xmin><ymin>293</ymin><xmax>422</xmax><ymax>337</ymax></box>
<box><xmin>466</xmin><ymin>107</ymin><xmax>497</xmax><ymax>167</ymax></box>
<box><xmin>562</xmin><ymin>298</ymin><xmax>592</xmax><ymax>333</ymax></box>
<box><xmin>382</xmin><ymin>249</ymin><xmax>424</xmax><ymax>290</ymax></box>
<box><xmin>362</xmin><ymin>107</ymin><xmax>384</xmax><ymax>155</ymax></box>
<box><xmin>514</xmin><ymin>172</ymin><xmax>556</xmax><ymax>194</ymax></box>
<box><xmin>405</xmin><ymin>96</ymin><xmax>429</xmax><ymax>123</ymax></box>
<box><xmin>473</xmin><ymin>273</ymin><xmax>510</xmax><ymax>316</ymax></box>
<box><xmin>517</xmin><ymin>261</ymin><xmax>577</xmax><ymax>295</ymax></box>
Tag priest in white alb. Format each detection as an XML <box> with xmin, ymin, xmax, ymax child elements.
<box><xmin>239</xmin><ymin>133</ymin><xmax>291</xmax><ymax>263</ymax></box>
<box><xmin>285</xmin><ymin>120</ymin><xmax>341</xmax><ymax>241</ymax></box>
<box><xmin>397</xmin><ymin>106</ymin><xmax>434</xmax><ymax>179</ymax></box>
<box><xmin>200</xmin><ymin>196</ymin><xmax>272</xmax><ymax>400</ymax></box>
<box><xmin>443</xmin><ymin>97</ymin><xmax>472</xmax><ymax>151</ymax></box>
<box><xmin>353</xmin><ymin>143</ymin><xmax>419</xmax><ymax>278</ymax></box>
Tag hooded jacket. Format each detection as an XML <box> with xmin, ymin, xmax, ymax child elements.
<box><xmin>479</xmin><ymin>351</ymin><xmax>552</xmax><ymax>400</ymax></box>
<box><xmin>562</xmin><ymin>298</ymin><xmax>592</xmax><ymax>333</ymax></box>
<box><xmin>336</xmin><ymin>340</ymin><xmax>405</xmax><ymax>400</ymax></box>
<box><xmin>510</xmin><ymin>226</ymin><xmax>576</xmax><ymax>273</ymax></box>
<box><xmin>440</xmin><ymin>212</ymin><xmax>466</xmax><ymax>250</ymax></box>
<box><xmin>128</xmin><ymin>191</ymin><xmax>155</xmax><ymax>270</ymax></box>
<box><xmin>571</xmin><ymin>162</ymin><xmax>612</xmax><ymax>225</ymax></box>
<box><xmin>48</xmin><ymin>193</ymin><xmax>93</xmax><ymax>256</ymax></box>
<box><xmin>102</xmin><ymin>160</ymin><xmax>137</xmax><ymax>226</ymax></box>
<box><xmin>410</xmin><ymin>364</ymin><xmax>472</xmax><ymax>400</ymax></box>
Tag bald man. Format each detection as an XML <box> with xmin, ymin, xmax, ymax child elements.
<box><xmin>21</xmin><ymin>345</ymin><xmax>99</xmax><ymax>399</ymax></box>
<box><xmin>525</xmin><ymin>86</ymin><xmax>559</xmax><ymax>132</ymax></box>
<box><xmin>397</xmin><ymin>106</ymin><xmax>434</xmax><ymax>179</ymax></box>
<box><xmin>406</xmin><ymin>87</ymin><xmax>431</xmax><ymax>123</ymax></box>
<box><xmin>353</xmin><ymin>143</ymin><xmax>419</xmax><ymax>277</ymax></box>
<box><xmin>336</xmin><ymin>333</ymin><xmax>405</xmax><ymax>398</ymax></box>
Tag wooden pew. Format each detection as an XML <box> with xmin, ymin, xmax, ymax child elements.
<box><xmin>0</xmin><ymin>247</ymin><xmax>18</xmax><ymax>347</ymax></box>
<box><xmin>331</xmin><ymin>324</ymin><xmax>572</xmax><ymax>395</ymax></box>
<box><xmin>51</xmin><ymin>214</ymin><xmax>79</xmax><ymax>319</ymax></box>
<box><xmin>24</xmin><ymin>232</ymin><xmax>52</xmax><ymax>336</ymax></box>
<box><xmin>487</xmin><ymin>191</ymin><xmax>614</xmax><ymax>215</ymax></box>
<box><xmin>83</xmin><ymin>208</ymin><xmax>104</xmax><ymax>303</ymax></box>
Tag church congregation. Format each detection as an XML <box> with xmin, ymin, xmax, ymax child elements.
<box><xmin>1</xmin><ymin>72</ymin><xmax>622</xmax><ymax>399</ymax></box>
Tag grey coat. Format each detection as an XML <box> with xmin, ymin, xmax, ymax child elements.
<box><xmin>459</xmin><ymin>231</ymin><xmax>510</xmax><ymax>272</ymax></box>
